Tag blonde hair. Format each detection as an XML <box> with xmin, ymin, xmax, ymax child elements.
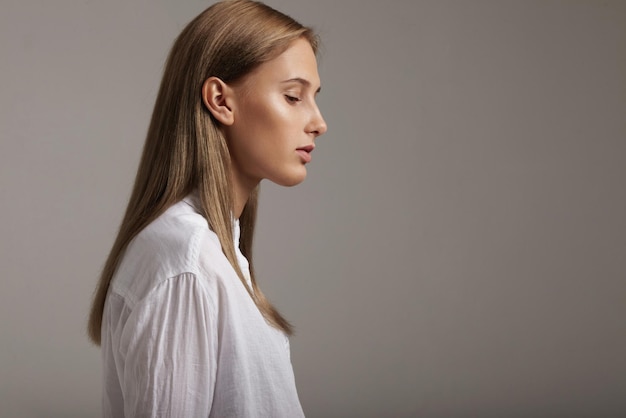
<box><xmin>87</xmin><ymin>0</ymin><xmax>319</xmax><ymax>344</ymax></box>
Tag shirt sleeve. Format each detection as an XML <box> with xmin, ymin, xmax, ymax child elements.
<box><xmin>117</xmin><ymin>273</ymin><xmax>217</xmax><ymax>418</ymax></box>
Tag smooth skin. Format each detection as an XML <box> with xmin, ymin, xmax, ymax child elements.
<box><xmin>202</xmin><ymin>38</ymin><xmax>328</xmax><ymax>218</ymax></box>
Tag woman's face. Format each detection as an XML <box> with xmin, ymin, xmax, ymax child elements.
<box><xmin>225</xmin><ymin>38</ymin><xmax>327</xmax><ymax>189</ymax></box>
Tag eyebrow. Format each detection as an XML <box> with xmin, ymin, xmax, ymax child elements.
<box><xmin>281</xmin><ymin>77</ymin><xmax>321</xmax><ymax>94</ymax></box>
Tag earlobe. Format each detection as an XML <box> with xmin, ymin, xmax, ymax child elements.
<box><xmin>202</xmin><ymin>77</ymin><xmax>235</xmax><ymax>126</ymax></box>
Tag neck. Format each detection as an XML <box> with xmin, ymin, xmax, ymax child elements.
<box><xmin>231</xmin><ymin>169</ymin><xmax>259</xmax><ymax>219</ymax></box>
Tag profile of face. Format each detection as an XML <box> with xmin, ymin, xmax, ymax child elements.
<box><xmin>204</xmin><ymin>38</ymin><xmax>328</xmax><ymax>190</ymax></box>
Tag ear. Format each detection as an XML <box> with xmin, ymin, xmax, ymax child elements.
<box><xmin>202</xmin><ymin>76</ymin><xmax>235</xmax><ymax>126</ymax></box>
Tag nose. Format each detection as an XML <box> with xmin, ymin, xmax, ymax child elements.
<box><xmin>308</xmin><ymin>105</ymin><xmax>327</xmax><ymax>137</ymax></box>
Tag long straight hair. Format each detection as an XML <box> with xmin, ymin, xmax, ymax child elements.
<box><xmin>87</xmin><ymin>0</ymin><xmax>318</xmax><ymax>345</ymax></box>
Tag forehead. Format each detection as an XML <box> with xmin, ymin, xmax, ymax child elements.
<box><xmin>240</xmin><ymin>38</ymin><xmax>320</xmax><ymax>89</ymax></box>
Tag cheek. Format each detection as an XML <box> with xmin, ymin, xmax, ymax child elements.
<box><xmin>245</xmin><ymin>99</ymin><xmax>293</xmax><ymax>143</ymax></box>
<box><xmin>257</xmin><ymin>97</ymin><xmax>290</xmax><ymax>128</ymax></box>
<box><xmin>238</xmin><ymin>98</ymin><xmax>266</xmax><ymax>127</ymax></box>
<box><xmin>228</xmin><ymin>100</ymin><xmax>288</xmax><ymax>163</ymax></box>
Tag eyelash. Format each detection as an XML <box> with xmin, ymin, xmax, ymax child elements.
<box><xmin>285</xmin><ymin>95</ymin><xmax>301</xmax><ymax>103</ymax></box>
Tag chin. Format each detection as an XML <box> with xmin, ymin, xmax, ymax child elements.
<box><xmin>273</xmin><ymin>170</ymin><xmax>307</xmax><ymax>187</ymax></box>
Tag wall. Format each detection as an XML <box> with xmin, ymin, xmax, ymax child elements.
<box><xmin>1</xmin><ymin>1</ymin><xmax>624</xmax><ymax>416</ymax></box>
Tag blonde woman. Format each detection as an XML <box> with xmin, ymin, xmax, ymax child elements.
<box><xmin>87</xmin><ymin>1</ymin><xmax>327</xmax><ymax>416</ymax></box>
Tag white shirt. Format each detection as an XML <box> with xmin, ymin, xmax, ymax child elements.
<box><xmin>101</xmin><ymin>196</ymin><xmax>304</xmax><ymax>417</ymax></box>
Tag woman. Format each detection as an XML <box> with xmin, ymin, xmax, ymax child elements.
<box><xmin>87</xmin><ymin>0</ymin><xmax>327</xmax><ymax>416</ymax></box>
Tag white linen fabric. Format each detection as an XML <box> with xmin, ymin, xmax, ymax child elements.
<box><xmin>101</xmin><ymin>195</ymin><xmax>304</xmax><ymax>417</ymax></box>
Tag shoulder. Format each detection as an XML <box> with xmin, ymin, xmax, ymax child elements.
<box><xmin>110</xmin><ymin>198</ymin><xmax>227</xmax><ymax>305</ymax></box>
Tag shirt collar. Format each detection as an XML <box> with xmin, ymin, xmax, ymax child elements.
<box><xmin>182</xmin><ymin>191</ymin><xmax>240</xmax><ymax>247</ymax></box>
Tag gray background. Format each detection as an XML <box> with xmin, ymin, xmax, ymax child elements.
<box><xmin>1</xmin><ymin>0</ymin><xmax>625</xmax><ymax>417</ymax></box>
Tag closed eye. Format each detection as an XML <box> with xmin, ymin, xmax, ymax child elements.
<box><xmin>285</xmin><ymin>95</ymin><xmax>301</xmax><ymax>103</ymax></box>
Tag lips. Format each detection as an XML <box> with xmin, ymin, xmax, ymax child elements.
<box><xmin>296</xmin><ymin>144</ymin><xmax>315</xmax><ymax>163</ymax></box>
